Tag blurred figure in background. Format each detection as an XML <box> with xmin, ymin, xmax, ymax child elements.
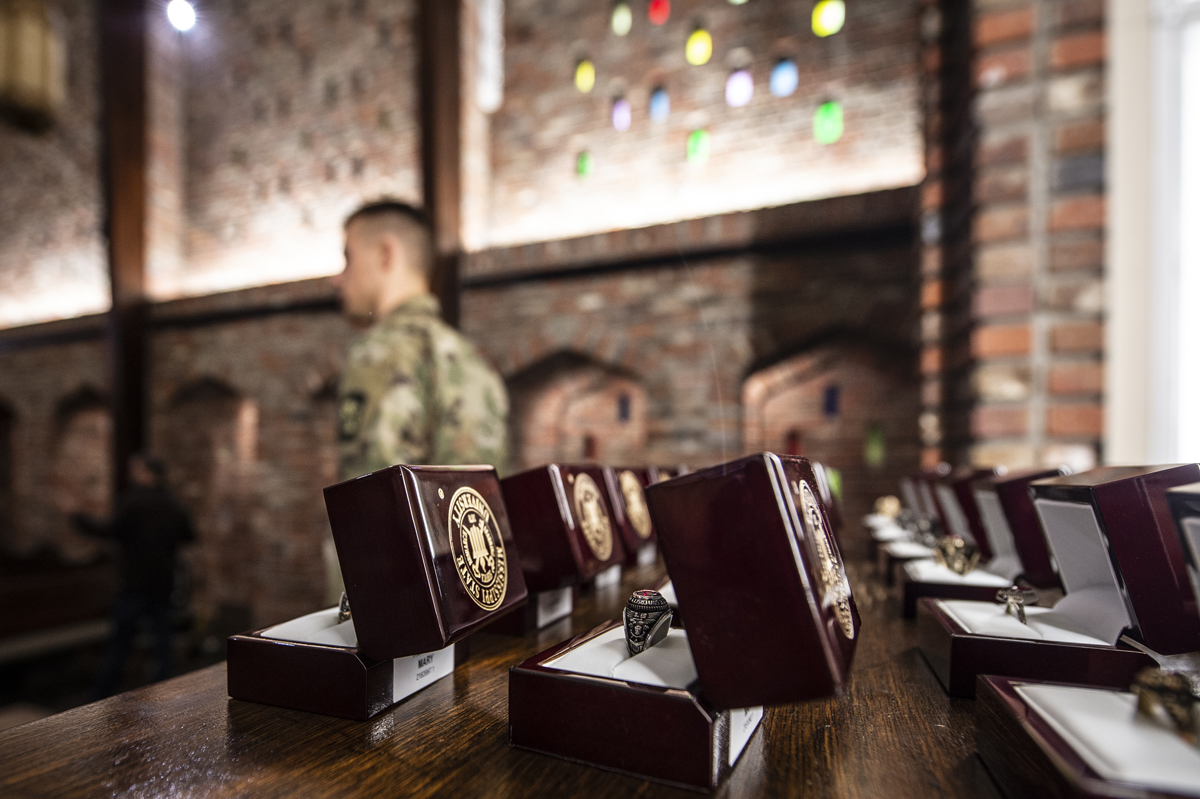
<box><xmin>326</xmin><ymin>200</ymin><xmax>509</xmax><ymax>602</ymax></box>
<box><xmin>65</xmin><ymin>453</ymin><xmax>195</xmax><ymax>699</ymax></box>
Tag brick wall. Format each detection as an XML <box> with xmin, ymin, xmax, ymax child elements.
<box><xmin>485</xmin><ymin>0</ymin><xmax>924</xmax><ymax>247</ymax></box>
<box><xmin>0</xmin><ymin>0</ymin><xmax>107</xmax><ymax>328</ymax></box>
<box><xmin>921</xmin><ymin>0</ymin><xmax>1103</xmax><ymax>471</ymax></box>
<box><xmin>175</xmin><ymin>0</ymin><xmax>421</xmax><ymax>299</ymax></box>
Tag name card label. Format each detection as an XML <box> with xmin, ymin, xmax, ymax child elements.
<box><xmin>392</xmin><ymin>644</ymin><xmax>455</xmax><ymax>703</ymax></box>
<box><xmin>536</xmin><ymin>587</ymin><xmax>573</xmax><ymax>629</ymax></box>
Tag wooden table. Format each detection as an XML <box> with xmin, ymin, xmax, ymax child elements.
<box><xmin>0</xmin><ymin>558</ymin><xmax>1003</xmax><ymax>798</ymax></box>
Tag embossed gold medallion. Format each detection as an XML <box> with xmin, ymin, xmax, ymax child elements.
<box><xmin>797</xmin><ymin>480</ymin><xmax>855</xmax><ymax>640</ymax></box>
<box><xmin>573</xmin><ymin>472</ymin><xmax>614</xmax><ymax>561</ymax></box>
<box><xmin>448</xmin><ymin>487</ymin><xmax>508</xmax><ymax>611</ymax></box>
<box><xmin>619</xmin><ymin>470</ymin><xmax>653</xmax><ymax>540</ymax></box>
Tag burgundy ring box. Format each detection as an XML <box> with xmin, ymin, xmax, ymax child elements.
<box><xmin>976</xmin><ymin>675</ymin><xmax>1200</xmax><ymax>799</ymax></box>
<box><xmin>603</xmin><ymin>466</ymin><xmax>658</xmax><ymax>568</ymax></box>
<box><xmin>495</xmin><ymin>464</ymin><xmax>627</xmax><ymax>634</ymax></box>
<box><xmin>935</xmin><ymin>467</ymin><xmax>1001</xmax><ymax>559</ymax></box>
<box><xmin>1167</xmin><ymin>482</ymin><xmax>1200</xmax><ymax>605</ymax></box>
<box><xmin>918</xmin><ymin>464</ymin><xmax>1200</xmax><ymax>698</ymax></box>
<box><xmin>901</xmin><ymin>468</ymin><xmax>1067</xmax><ymax>619</ymax></box>
<box><xmin>227</xmin><ymin>465</ymin><xmax>527</xmax><ymax>720</ymax></box>
<box><xmin>508</xmin><ymin>453</ymin><xmax>859</xmax><ymax>792</ymax></box>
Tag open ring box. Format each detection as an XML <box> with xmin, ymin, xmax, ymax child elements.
<box><xmin>901</xmin><ymin>468</ymin><xmax>1065</xmax><ymax>619</ymax></box>
<box><xmin>918</xmin><ymin>464</ymin><xmax>1200</xmax><ymax>698</ymax></box>
<box><xmin>493</xmin><ymin>464</ymin><xmax>627</xmax><ymax>635</ymax></box>
<box><xmin>877</xmin><ymin>470</ymin><xmax>947</xmax><ymax>584</ymax></box>
<box><xmin>509</xmin><ymin>454</ymin><xmax>860</xmax><ymax>791</ymax></box>
<box><xmin>226</xmin><ymin>465</ymin><xmax>528</xmax><ymax>720</ymax></box>
<box><xmin>972</xmin><ymin>482</ymin><xmax>1200</xmax><ymax>799</ymax></box>
<box><xmin>603</xmin><ymin>466</ymin><xmax>659</xmax><ymax>568</ymax></box>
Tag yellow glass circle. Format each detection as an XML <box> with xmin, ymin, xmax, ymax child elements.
<box><xmin>575</xmin><ymin>60</ymin><xmax>596</xmax><ymax>93</ymax></box>
<box><xmin>686</xmin><ymin>29</ymin><xmax>713</xmax><ymax>66</ymax></box>
<box><xmin>812</xmin><ymin>0</ymin><xmax>845</xmax><ymax>37</ymax></box>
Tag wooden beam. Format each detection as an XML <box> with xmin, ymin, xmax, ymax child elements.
<box><xmin>98</xmin><ymin>0</ymin><xmax>150</xmax><ymax>493</ymax></box>
<box><xmin>419</xmin><ymin>0</ymin><xmax>463</xmax><ymax>327</ymax></box>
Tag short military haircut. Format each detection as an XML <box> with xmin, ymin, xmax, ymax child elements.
<box><xmin>344</xmin><ymin>199</ymin><xmax>435</xmax><ymax>280</ymax></box>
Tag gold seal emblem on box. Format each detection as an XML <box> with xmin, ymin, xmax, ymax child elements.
<box><xmin>448</xmin><ymin>487</ymin><xmax>508</xmax><ymax>611</ymax></box>
<box><xmin>797</xmin><ymin>480</ymin><xmax>855</xmax><ymax>640</ymax></box>
<box><xmin>573</xmin><ymin>473</ymin><xmax>614</xmax><ymax>560</ymax></box>
<box><xmin>619</xmin><ymin>470</ymin><xmax>653</xmax><ymax>540</ymax></box>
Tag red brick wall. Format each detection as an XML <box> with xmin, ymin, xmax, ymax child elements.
<box><xmin>921</xmin><ymin>0</ymin><xmax>1103</xmax><ymax>471</ymax></box>
<box><xmin>177</xmin><ymin>0</ymin><xmax>421</xmax><ymax>298</ymax></box>
<box><xmin>486</xmin><ymin>0</ymin><xmax>924</xmax><ymax>247</ymax></box>
<box><xmin>0</xmin><ymin>0</ymin><xmax>107</xmax><ymax>328</ymax></box>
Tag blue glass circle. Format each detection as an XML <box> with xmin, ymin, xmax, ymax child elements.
<box><xmin>649</xmin><ymin>87</ymin><xmax>670</xmax><ymax>122</ymax></box>
<box><xmin>770</xmin><ymin>59</ymin><xmax>799</xmax><ymax>98</ymax></box>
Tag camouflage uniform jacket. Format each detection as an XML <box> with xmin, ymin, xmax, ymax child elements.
<box><xmin>337</xmin><ymin>294</ymin><xmax>509</xmax><ymax>480</ymax></box>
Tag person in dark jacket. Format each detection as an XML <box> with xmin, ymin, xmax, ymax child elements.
<box><xmin>69</xmin><ymin>453</ymin><xmax>195</xmax><ymax>698</ymax></box>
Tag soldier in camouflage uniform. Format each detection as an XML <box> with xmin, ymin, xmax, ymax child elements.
<box><xmin>326</xmin><ymin>200</ymin><xmax>509</xmax><ymax>600</ymax></box>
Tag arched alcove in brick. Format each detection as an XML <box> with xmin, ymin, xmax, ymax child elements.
<box><xmin>157</xmin><ymin>378</ymin><xmax>259</xmax><ymax>629</ymax></box>
<box><xmin>50</xmin><ymin>387</ymin><xmax>112</xmax><ymax>562</ymax></box>
<box><xmin>743</xmin><ymin>336</ymin><xmax>920</xmax><ymax>536</ymax></box>
<box><xmin>507</xmin><ymin>352</ymin><xmax>648</xmax><ymax>471</ymax></box>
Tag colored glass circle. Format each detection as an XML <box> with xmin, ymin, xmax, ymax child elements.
<box><xmin>612</xmin><ymin>97</ymin><xmax>632</xmax><ymax>131</ymax></box>
<box><xmin>648</xmin><ymin>0</ymin><xmax>670</xmax><ymax>26</ymax></box>
<box><xmin>812</xmin><ymin>0</ymin><xmax>845</xmax><ymax>37</ymax></box>
<box><xmin>770</xmin><ymin>59</ymin><xmax>799</xmax><ymax>97</ymax></box>
<box><xmin>612</xmin><ymin>3</ymin><xmax>632</xmax><ymax>36</ymax></box>
<box><xmin>649</xmin><ymin>87</ymin><xmax>670</xmax><ymax>121</ymax></box>
<box><xmin>728</xmin><ymin>0</ymin><xmax>749</xmax><ymax>4</ymax></box>
<box><xmin>686</xmin><ymin>28</ymin><xmax>713</xmax><ymax>66</ymax></box>
<box><xmin>575</xmin><ymin>60</ymin><xmax>596</xmax><ymax>93</ymax></box>
<box><xmin>686</xmin><ymin>129</ymin><xmax>711</xmax><ymax>164</ymax></box>
<box><xmin>725</xmin><ymin>69</ymin><xmax>753</xmax><ymax>107</ymax></box>
<box><xmin>813</xmin><ymin>101</ymin><xmax>844</xmax><ymax>144</ymax></box>
<box><xmin>576</xmin><ymin>151</ymin><xmax>594</xmax><ymax>177</ymax></box>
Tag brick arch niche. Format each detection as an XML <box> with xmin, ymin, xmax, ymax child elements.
<box><xmin>742</xmin><ymin>342</ymin><xmax>920</xmax><ymax>537</ymax></box>
<box><xmin>155</xmin><ymin>379</ymin><xmax>259</xmax><ymax>631</ymax></box>
<box><xmin>50</xmin><ymin>387</ymin><xmax>112</xmax><ymax>563</ymax></box>
<box><xmin>508</xmin><ymin>352</ymin><xmax>648</xmax><ymax>471</ymax></box>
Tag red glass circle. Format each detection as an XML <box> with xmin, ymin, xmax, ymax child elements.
<box><xmin>648</xmin><ymin>0</ymin><xmax>670</xmax><ymax>25</ymax></box>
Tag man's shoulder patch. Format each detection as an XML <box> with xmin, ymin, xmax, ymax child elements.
<box><xmin>338</xmin><ymin>391</ymin><xmax>367</xmax><ymax>441</ymax></box>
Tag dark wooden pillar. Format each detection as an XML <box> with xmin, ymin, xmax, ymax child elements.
<box><xmin>419</xmin><ymin>0</ymin><xmax>462</xmax><ymax>327</ymax></box>
<box><xmin>98</xmin><ymin>0</ymin><xmax>150</xmax><ymax>494</ymax></box>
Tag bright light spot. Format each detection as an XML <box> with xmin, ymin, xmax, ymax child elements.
<box><xmin>648</xmin><ymin>0</ymin><xmax>670</xmax><ymax>26</ymax></box>
<box><xmin>686</xmin><ymin>28</ymin><xmax>712</xmax><ymax>66</ymax></box>
<box><xmin>612</xmin><ymin>3</ymin><xmax>632</xmax><ymax>36</ymax></box>
<box><xmin>612</xmin><ymin>97</ymin><xmax>632</xmax><ymax>131</ymax></box>
<box><xmin>813</xmin><ymin>101</ymin><xmax>844</xmax><ymax>144</ymax></box>
<box><xmin>167</xmin><ymin>0</ymin><xmax>196</xmax><ymax>31</ymax></box>
<box><xmin>729</xmin><ymin>0</ymin><xmax>749</xmax><ymax>5</ymax></box>
<box><xmin>575</xmin><ymin>60</ymin><xmax>595</xmax><ymax>93</ymax></box>
<box><xmin>576</xmin><ymin>150</ymin><xmax>594</xmax><ymax>177</ymax></box>
<box><xmin>812</xmin><ymin>0</ymin><xmax>845</xmax><ymax>38</ymax></box>
<box><xmin>686</xmin><ymin>128</ymin><xmax>710</xmax><ymax>165</ymax></box>
<box><xmin>770</xmin><ymin>59</ymin><xmax>799</xmax><ymax>97</ymax></box>
<box><xmin>649</xmin><ymin>87</ymin><xmax>670</xmax><ymax>121</ymax></box>
<box><xmin>725</xmin><ymin>69</ymin><xmax>753</xmax><ymax>107</ymax></box>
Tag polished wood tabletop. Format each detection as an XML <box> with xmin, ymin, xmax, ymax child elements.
<box><xmin>0</xmin><ymin>556</ymin><xmax>1003</xmax><ymax>798</ymax></box>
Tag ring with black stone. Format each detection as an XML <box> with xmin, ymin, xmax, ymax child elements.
<box><xmin>338</xmin><ymin>591</ymin><xmax>352</xmax><ymax>623</ymax></box>
<box><xmin>624</xmin><ymin>589</ymin><xmax>672</xmax><ymax>657</ymax></box>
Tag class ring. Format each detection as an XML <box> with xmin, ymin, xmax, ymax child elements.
<box><xmin>623</xmin><ymin>589</ymin><xmax>672</xmax><ymax>657</ymax></box>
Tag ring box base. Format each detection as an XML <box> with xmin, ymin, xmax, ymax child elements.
<box><xmin>916</xmin><ymin>598</ymin><xmax>1153</xmax><ymax>698</ymax></box>
<box><xmin>508</xmin><ymin>620</ymin><xmax>763</xmax><ymax>792</ymax></box>
<box><xmin>902</xmin><ymin>578</ymin><xmax>1004</xmax><ymax>619</ymax></box>
<box><xmin>976</xmin><ymin>675</ymin><xmax>1200</xmax><ymax>799</ymax></box>
<box><xmin>490</xmin><ymin>588</ymin><xmax>573</xmax><ymax>636</ymax></box>
<box><xmin>227</xmin><ymin>614</ymin><xmax>469</xmax><ymax>720</ymax></box>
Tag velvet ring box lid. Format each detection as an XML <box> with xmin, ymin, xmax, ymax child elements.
<box><xmin>974</xmin><ymin>467</ymin><xmax>1068</xmax><ymax>589</ymax></box>
<box><xmin>500</xmin><ymin>464</ymin><xmax>627</xmax><ymax>593</ymax></box>
<box><xmin>1030</xmin><ymin>464</ymin><xmax>1200</xmax><ymax>656</ymax></box>
<box><xmin>645</xmin><ymin>452</ymin><xmax>860</xmax><ymax>709</ymax></box>
<box><xmin>1167</xmin><ymin>481</ymin><xmax>1200</xmax><ymax>608</ymax></box>
<box><xmin>323</xmin><ymin>464</ymin><xmax>530</xmax><ymax>659</ymax></box>
<box><xmin>602</xmin><ymin>466</ymin><xmax>656</xmax><ymax>562</ymax></box>
<box><xmin>935</xmin><ymin>467</ymin><xmax>1000</xmax><ymax>560</ymax></box>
